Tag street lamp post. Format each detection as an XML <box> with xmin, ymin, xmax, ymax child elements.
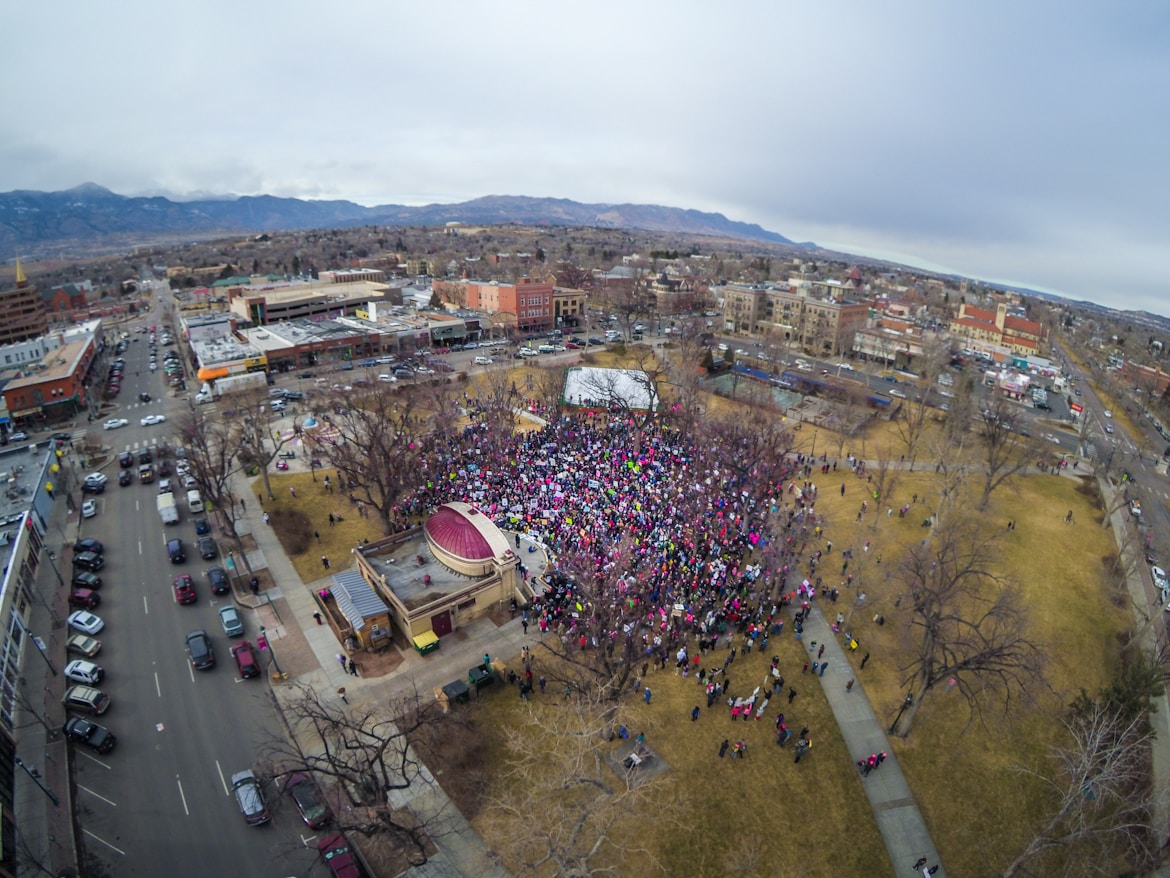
<box><xmin>20</xmin><ymin>620</ymin><xmax>57</xmax><ymax>677</ymax></box>
<box><xmin>44</xmin><ymin>551</ymin><xmax>65</xmax><ymax>589</ymax></box>
<box><xmin>889</xmin><ymin>692</ymin><xmax>915</xmax><ymax>735</ymax></box>
<box><xmin>258</xmin><ymin>625</ymin><xmax>283</xmax><ymax>680</ymax></box>
<box><xmin>15</xmin><ymin>756</ymin><xmax>59</xmax><ymax>806</ymax></box>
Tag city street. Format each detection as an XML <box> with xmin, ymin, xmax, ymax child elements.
<box><xmin>68</xmin><ymin>304</ymin><xmax>320</xmax><ymax>876</ymax></box>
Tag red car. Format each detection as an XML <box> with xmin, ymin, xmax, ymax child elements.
<box><xmin>172</xmin><ymin>575</ymin><xmax>197</xmax><ymax>605</ymax></box>
<box><xmin>318</xmin><ymin>834</ymin><xmax>363</xmax><ymax>878</ymax></box>
<box><xmin>68</xmin><ymin>589</ymin><xmax>101</xmax><ymax>610</ymax></box>
<box><xmin>283</xmin><ymin>772</ymin><xmax>332</xmax><ymax>828</ymax></box>
<box><xmin>230</xmin><ymin>641</ymin><xmax>260</xmax><ymax>679</ymax></box>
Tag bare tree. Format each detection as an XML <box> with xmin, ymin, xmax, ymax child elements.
<box><xmin>257</xmin><ymin>684</ymin><xmax>458</xmax><ymax>865</ymax></box>
<box><xmin>975</xmin><ymin>395</ymin><xmax>1038</xmax><ymax>510</ymax></box>
<box><xmin>224</xmin><ymin>384</ymin><xmax>299</xmax><ymax>501</ymax></box>
<box><xmin>893</xmin><ymin>519</ymin><xmax>1044</xmax><ymax>736</ymax></box>
<box><xmin>1002</xmin><ymin>700</ymin><xmax>1164</xmax><ymax>877</ymax></box>
<box><xmin>169</xmin><ymin>402</ymin><xmax>248</xmax><ymax>545</ymax></box>
<box><xmin>484</xmin><ymin>688</ymin><xmax>672</xmax><ymax>878</ymax></box>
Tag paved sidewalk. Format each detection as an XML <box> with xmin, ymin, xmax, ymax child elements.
<box><xmin>803</xmin><ymin>606</ymin><xmax>945</xmax><ymax>877</ymax></box>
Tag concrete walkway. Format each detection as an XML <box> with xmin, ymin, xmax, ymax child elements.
<box><xmin>803</xmin><ymin>605</ymin><xmax>944</xmax><ymax>876</ymax></box>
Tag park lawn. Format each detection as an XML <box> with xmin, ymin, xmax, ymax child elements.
<box><xmin>251</xmin><ymin>468</ymin><xmax>381</xmax><ymax>584</ymax></box>
<box><xmin>470</xmin><ymin>636</ymin><xmax>893</xmax><ymax>878</ymax></box>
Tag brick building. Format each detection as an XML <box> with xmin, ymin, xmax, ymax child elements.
<box><xmin>0</xmin><ymin>261</ymin><xmax>48</xmax><ymax>346</ymax></box>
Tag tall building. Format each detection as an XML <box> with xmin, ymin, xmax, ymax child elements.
<box><xmin>0</xmin><ymin>259</ymin><xmax>48</xmax><ymax>345</ymax></box>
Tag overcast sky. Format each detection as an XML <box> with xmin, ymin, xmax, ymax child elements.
<box><xmin>3</xmin><ymin>1</ymin><xmax>1168</xmax><ymax>316</ymax></box>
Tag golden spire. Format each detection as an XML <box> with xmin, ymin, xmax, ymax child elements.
<box><xmin>14</xmin><ymin>255</ymin><xmax>27</xmax><ymax>287</ymax></box>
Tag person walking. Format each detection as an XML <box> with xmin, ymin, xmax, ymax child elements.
<box><xmin>348</xmin><ymin>659</ymin><xmax>359</xmax><ymax>676</ymax></box>
<box><xmin>313</xmin><ymin>611</ymin><xmax>323</xmax><ymax>625</ymax></box>
<box><xmin>337</xmin><ymin>653</ymin><xmax>347</xmax><ymax>669</ymax></box>
<box><xmin>263</xmin><ymin>511</ymin><xmax>271</xmax><ymax>526</ymax></box>
<box><xmin>522</xmin><ymin>617</ymin><xmax>529</xmax><ymax>635</ymax></box>
<box><xmin>290</xmin><ymin>486</ymin><xmax>297</xmax><ymax>498</ymax></box>
<box><xmin>718</xmin><ymin>738</ymin><xmax>729</xmax><ymax>758</ymax></box>
<box><xmin>818</xmin><ymin>660</ymin><xmax>828</xmax><ymax>677</ymax></box>
<box><xmin>691</xmin><ymin>706</ymin><xmax>700</xmax><ymax>722</ymax></box>
<box><xmin>321</xmin><ymin>555</ymin><xmax>330</xmax><ymax>569</ymax></box>
<box><xmin>643</xmin><ymin>687</ymin><xmax>652</xmax><ymax>704</ymax></box>
<box><xmin>314</xmin><ymin>530</ymin><xmax>321</xmax><ymax>543</ymax></box>
<box><xmin>860</xmin><ymin>652</ymin><xmax>870</xmax><ymax>670</ymax></box>
<box><xmin>240</xmin><ymin>497</ymin><xmax>246</xmax><ymax>512</ymax></box>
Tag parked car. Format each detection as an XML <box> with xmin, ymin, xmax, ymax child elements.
<box><xmin>66</xmin><ymin>634</ymin><xmax>102</xmax><ymax>658</ymax></box>
<box><xmin>68</xmin><ymin>589</ymin><xmax>100</xmax><ymax>610</ymax></box>
<box><xmin>64</xmin><ymin>659</ymin><xmax>104</xmax><ymax>685</ymax></box>
<box><xmin>206</xmin><ymin>567</ymin><xmax>230</xmax><ymax>595</ymax></box>
<box><xmin>82</xmin><ymin>473</ymin><xmax>107</xmax><ymax>494</ymax></box>
<box><xmin>63</xmin><ymin>717</ymin><xmax>116</xmax><ymax>754</ymax></box>
<box><xmin>67</xmin><ymin>611</ymin><xmax>104</xmax><ymax>635</ymax></box>
<box><xmin>167</xmin><ymin>538</ymin><xmax>187</xmax><ymax>564</ymax></box>
<box><xmin>186</xmin><ymin>630</ymin><xmax>215</xmax><ymax>670</ymax></box>
<box><xmin>81</xmin><ymin>499</ymin><xmax>98</xmax><ymax>519</ymax></box>
<box><xmin>198</xmin><ymin>536</ymin><xmax>218</xmax><ymax>560</ymax></box>
<box><xmin>219</xmin><ymin>605</ymin><xmax>244</xmax><ymax>636</ymax></box>
<box><xmin>71</xmin><ymin>570</ymin><xmax>101</xmax><ymax>589</ymax></box>
<box><xmin>318</xmin><ymin>833</ymin><xmax>363</xmax><ymax>878</ymax></box>
<box><xmin>193</xmin><ymin>518</ymin><xmax>210</xmax><ymax>535</ymax></box>
<box><xmin>473</xmin><ymin>356</ymin><xmax>493</xmax><ymax>365</ymax></box>
<box><xmin>73</xmin><ymin>538</ymin><xmax>104</xmax><ymax>554</ymax></box>
<box><xmin>283</xmin><ymin>773</ymin><xmax>332</xmax><ymax>828</ymax></box>
<box><xmin>73</xmin><ymin>552</ymin><xmax>104</xmax><ymax>572</ymax></box>
<box><xmin>230</xmin><ymin>641</ymin><xmax>260</xmax><ymax>678</ymax></box>
<box><xmin>173</xmin><ymin>575</ymin><xmax>197</xmax><ymax>605</ymax></box>
<box><xmin>231</xmin><ymin>770</ymin><xmax>269</xmax><ymax>825</ymax></box>
<box><xmin>63</xmin><ymin>685</ymin><xmax>111</xmax><ymax>716</ymax></box>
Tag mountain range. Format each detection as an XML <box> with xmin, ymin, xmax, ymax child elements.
<box><xmin>0</xmin><ymin>184</ymin><xmax>800</xmax><ymax>253</ymax></box>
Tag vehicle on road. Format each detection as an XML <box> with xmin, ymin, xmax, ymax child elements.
<box><xmin>81</xmin><ymin>499</ymin><xmax>97</xmax><ymax>518</ymax></box>
<box><xmin>141</xmin><ymin>414</ymin><xmax>167</xmax><ymax>426</ymax></box>
<box><xmin>284</xmin><ymin>773</ymin><xmax>332</xmax><ymax>828</ymax></box>
<box><xmin>67</xmin><ymin>611</ymin><xmax>105</xmax><ymax>635</ymax></box>
<box><xmin>64</xmin><ymin>717</ymin><xmax>116</xmax><ymax>754</ymax></box>
<box><xmin>219</xmin><ymin>605</ymin><xmax>244</xmax><ymax>636</ymax></box>
<box><xmin>71</xmin><ymin>570</ymin><xmax>101</xmax><ymax>589</ymax></box>
<box><xmin>186</xmin><ymin>630</ymin><xmax>215</xmax><ymax>670</ymax></box>
<box><xmin>66</xmin><ymin>634</ymin><xmax>102</xmax><ymax>657</ymax></box>
<box><xmin>73</xmin><ymin>538</ymin><xmax>103</xmax><ymax>554</ymax></box>
<box><xmin>173</xmin><ymin>575</ymin><xmax>197</xmax><ymax>605</ymax></box>
<box><xmin>231</xmin><ymin>770</ymin><xmax>269</xmax><ymax>825</ymax></box>
<box><xmin>318</xmin><ymin>833</ymin><xmax>362</xmax><ymax>878</ymax></box>
<box><xmin>167</xmin><ymin>538</ymin><xmax>187</xmax><ymax>563</ymax></box>
<box><xmin>473</xmin><ymin>356</ymin><xmax>493</xmax><ymax>365</ymax></box>
<box><xmin>118</xmin><ymin>451</ymin><xmax>134</xmax><ymax>468</ymax></box>
<box><xmin>64</xmin><ymin>659</ymin><xmax>104</xmax><ymax>685</ymax></box>
<box><xmin>158</xmin><ymin>492</ymin><xmax>179</xmax><ymax>525</ymax></box>
<box><xmin>194</xmin><ymin>517</ymin><xmax>210</xmax><ymax>535</ymax></box>
<box><xmin>118</xmin><ymin>469</ymin><xmax>133</xmax><ymax>486</ymax></box>
<box><xmin>230</xmin><ymin>641</ymin><xmax>260</xmax><ymax>678</ymax></box>
<box><xmin>63</xmin><ymin>685</ymin><xmax>111</xmax><ymax>715</ymax></box>
<box><xmin>73</xmin><ymin>552</ymin><xmax>104</xmax><ymax>572</ymax></box>
<box><xmin>138</xmin><ymin>464</ymin><xmax>155</xmax><ymax>484</ymax></box>
<box><xmin>103</xmin><ymin>418</ymin><xmax>129</xmax><ymax>430</ymax></box>
<box><xmin>207</xmin><ymin>567</ymin><xmax>230</xmax><ymax>595</ymax></box>
<box><xmin>198</xmin><ymin>536</ymin><xmax>218</xmax><ymax>560</ymax></box>
<box><xmin>68</xmin><ymin>589</ymin><xmax>100</xmax><ymax>610</ymax></box>
<box><xmin>1104</xmin><ymin>410</ymin><xmax>1113</xmax><ymax>418</ymax></box>
<box><xmin>82</xmin><ymin>473</ymin><xmax>107</xmax><ymax>494</ymax></box>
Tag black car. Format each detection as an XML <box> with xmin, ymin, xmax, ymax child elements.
<box><xmin>118</xmin><ymin>451</ymin><xmax>134</xmax><ymax>468</ymax></box>
<box><xmin>73</xmin><ymin>538</ymin><xmax>104</xmax><ymax>555</ymax></box>
<box><xmin>284</xmin><ymin>390</ymin><xmax>305</xmax><ymax>401</ymax></box>
<box><xmin>198</xmin><ymin>536</ymin><xmax>218</xmax><ymax>560</ymax></box>
<box><xmin>81</xmin><ymin>479</ymin><xmax>106</xmax><ymax>495</ymax></box>
<box><xmin>72</xmin><ymin>570</ymin><xmax>102</xmax><ymax>590</ymax></box>
<box><xmin>299</xmin><ymin>372</ymin><xmax>313</xmax><ymax>379</ymax></box>
<box><xmin>118</xmin><ymin>469</ymin><xmax>133</xmax><ymax>486</ymax></box>
<box><xmin>138</xmin><ymin>392</ymin><xmax>152</xmax><ymax>403</ymax></box>
<box><xmin>64</xmin><ymin>717</ymin><xmax>116</xmax><ymax>754</ymax></box>
<box><xmin>186</xmin><ymin>630</ymin><xmax>215</xmax><ymax>670</ymax></box>
<box><xmin>193</xmin><ymin>517</ymin><xmax>210</xmax><ymax>535</ymax></box>
<box><xmin>138</xmin><ymin>449</ymin><xmax>153</xmax><ymax>464</ymax></box>
<box><xmin>73</xmin><ymin>552</ymin><xmax>104</xmax><ymax>572</ymax></box>
<box><xmin>167</xmin><ymin>538</ymin><xmax>186</xmax><ymax>564</ymax></box>
<box><xmin>206</xmin><ymin>567</ymin><xmax>230</xmax><ymax>595</ymax></box>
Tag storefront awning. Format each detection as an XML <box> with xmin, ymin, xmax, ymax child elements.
<box><xmin>12</xmin><ymin>408</ymin><xmax>42</xmax><ymax>418</ymax></box>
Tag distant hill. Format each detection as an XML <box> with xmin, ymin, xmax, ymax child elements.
<box><xmin>0</xmin><ymin>185</ymin><xmax>799</xmax><ymax>253</ymax></box>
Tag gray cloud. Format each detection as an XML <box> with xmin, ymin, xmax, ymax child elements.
<box><xmin>2</xmin><ymin>0</ymin><xmax>1168</xmax><ymax>314</ymax></box>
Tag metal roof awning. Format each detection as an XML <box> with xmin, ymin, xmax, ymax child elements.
<box><xmin>331</xmin><ymin>570</ymin><xmax>390</xmax><ymax>633</ymax></box>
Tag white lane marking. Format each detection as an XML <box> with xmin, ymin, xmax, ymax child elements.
<box><xmin>78</xmin><ymin>784</ymin><xmax>117</xmax><ymax>807</ymax></box>
<box><xmin>154</xmin><ymin>671</ymin><xmax>161</xmax><ymax>698</ymax></box>
<box><xmin>215</xmin><ymin>760</ymin><xmax>229</xmax><ymax>796</ymax></box>
<box><xmin>78</xmin><ymin>751</ymin><xmax>111</xmax><ymax>770</ymax></box>
<box><xmin>176</xmin><ymin>776</ymin><xmax>190</xmax><ymax>815</ymax></box>
<box><xmin>138</xmin><ymin>538</ymin><xmax>142</xmax><ymax>554</ymax></box>
<box><xmin>188</xmin><ymin>661</ymin><xmax>194</xmax><ymax>683</ymax></box>
<box><xmin>83</xmin><ymin>829</ymin><xmax>125</xmax><ymax>856</ymax></box>
<box><xmin>143</xmin><ymin>595</ymin><xmax>149</xmax><ymax>615</ymax></box>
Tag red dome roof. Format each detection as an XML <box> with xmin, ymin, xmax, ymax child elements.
<box><xmin>424</xmin><ymin>505</ymin><xmax>494</xmax><ymax>561</ymax></box>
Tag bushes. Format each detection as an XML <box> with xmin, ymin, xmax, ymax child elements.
<box><xmin>270</xmin><ymin>506</ymin><xmax>315</xmax><ymax>555</ymax></box>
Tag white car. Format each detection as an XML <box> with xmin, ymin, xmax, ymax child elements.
<box><xmin>64</xmin><ymin>660</ymin><xmax>103</xmax><ymax>686</ymax></box>
<box><xmin>836</xmin><ymin>363</ymin><xmax>855</xmax><ymax>371</ymax></box>
<box><xmin>81</xmin><ymin>499</ymin><xmax>97</xmax><ymax>518</ymax></box>
<box><xmin>102</xmin><ymin>418</ymin><xmax>129</xmax><ymax>430</ymax></box>
<box><xmin>1103</xmin><ymin>410</ymin><xmax>1113</xmax><ymax>418</ymax></box>
<box><xmin>1152</xmin><ymin>566</ymin><xmax>1169</xmax><ymax>590</ymax></box>
<box><xmin>377</xmin><ymin>374</ymin><xmax>397</xmax><ymax>383</ymax></box>
<box><xmin>415</xmin><ymin>367</ymin><xmax>435</xmax><ymax>375</ymax></box>
<box><xmin>141</xmin><ymin>414</ymin><xmax>167</xmax><ymax>426</ymax></box>
<box><xmin>474</xmin><ymin>356</ymin><xmax>494</xmax><ymax>365</ymax></box>
<box><xmin>67</xmin><ymin>611</ymin><xmax>105</xmax><ymax>636</ymax></box>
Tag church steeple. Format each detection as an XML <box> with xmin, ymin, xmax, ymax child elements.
<box><xmin>14</xmin><ymin>255</ymin><xmax>27</xmax><ymax>288</ymax></box>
